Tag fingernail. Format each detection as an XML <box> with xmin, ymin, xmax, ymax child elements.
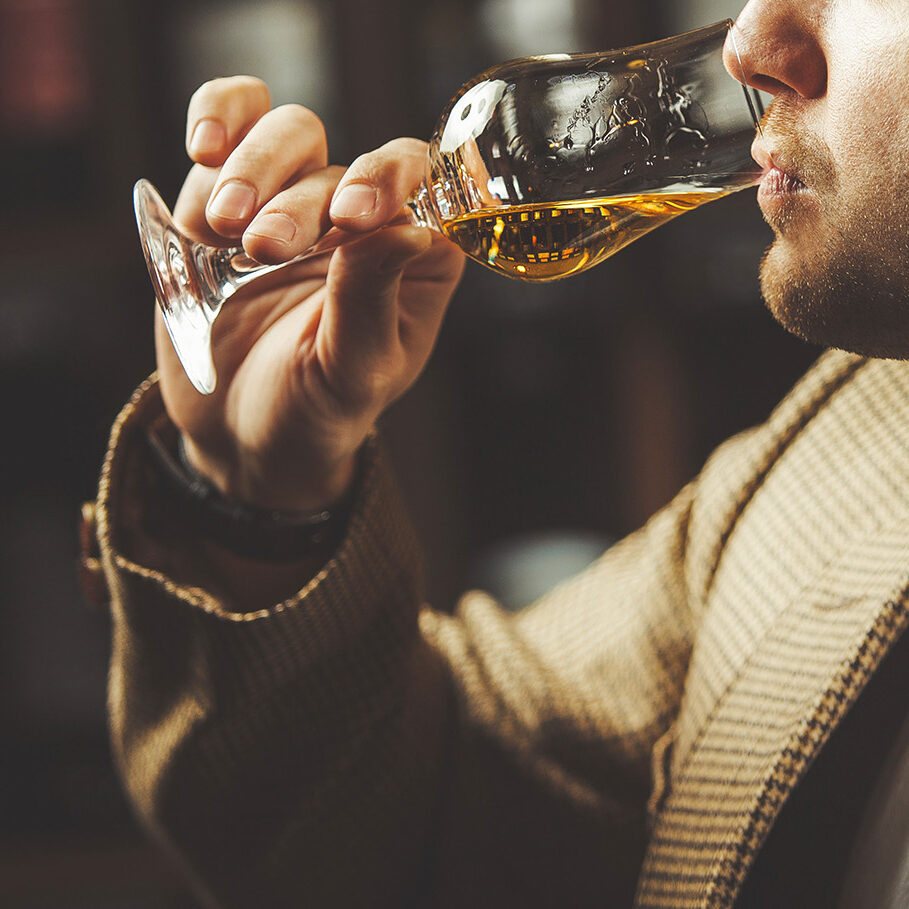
<box><xmin>330</xmin><ymin>183</ymin><xmax>377</xmax><ymax>220</ymax></box>
<box><xmin>189</xmin><ymin>118</ymin><xmax>226</xmax><ymax>157</ymax></box>
<box><xmin>246</xmin><ymin>212</ymin><xmax>296</xmax><ymax>243</ymax></box>
<box><xmin>209</xmin><ymin>181</ymin><xmax>257</xmax><ymax>221</ymax></box>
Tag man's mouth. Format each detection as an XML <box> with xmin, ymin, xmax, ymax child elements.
<box><xmin>752</xmin><ymin>138</ymin><xmax>809</xmax><ymax>216</ymax></box>
<box><xmin>761</xmin><ymin>167</ymin><xmax>806</xmax><ymax>195</ymax></box>
<box><xmin>753</xmin><ymin>138</ymin><xmax>805</xmax><ymax>183</ymax></box>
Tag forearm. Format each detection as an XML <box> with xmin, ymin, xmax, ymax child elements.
<box><xmin>99</xmin><ymin>377</ymin><xmax>439</xmax><ymax>905</ymax></box>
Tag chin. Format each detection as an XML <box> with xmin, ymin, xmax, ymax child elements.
<box><xmin>760</xmin><ymin>241</ymin><xmax>909</xmax><ymax>361</ymax></box>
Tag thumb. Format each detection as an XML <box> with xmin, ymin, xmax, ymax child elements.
<box><xmin>317</xmin><ymin>224</ymin><xmax>432</xmax><ymax>396</ymax></box>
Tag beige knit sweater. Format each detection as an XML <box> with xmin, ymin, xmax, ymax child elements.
<box><xmin>83</xmin><ymin>349</ymin><xmax>909</xmax><ymax>907</ymax></box>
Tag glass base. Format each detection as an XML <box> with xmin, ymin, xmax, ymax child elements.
<box><xmin>133</xmin><ymin>179</ymin><xmax>219</xmax><ymax>395</ymax></box>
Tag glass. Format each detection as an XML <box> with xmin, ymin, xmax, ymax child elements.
<box><xmin>135</xmin><ymin>20</ymin><xmax>762</xmax><ymax>394</ymax></box>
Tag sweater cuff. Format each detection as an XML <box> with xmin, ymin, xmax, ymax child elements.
<box><xmin>94</xmin><ymin>375</ymin><xmax>425</xmax><ymax>693</ymax></box>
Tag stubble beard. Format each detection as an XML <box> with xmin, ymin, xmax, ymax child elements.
<box><xmin>760</xmin><ymin>207</ymin><xmax>909</xmax><ymax>361</ymax></box>
<box><xmin>757</xmin><ymin>103</ymin><xmax>909</xmax><ymax>360</ymax></box>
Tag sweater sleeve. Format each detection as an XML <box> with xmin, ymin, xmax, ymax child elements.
<box><xmin>93</xmin><ymin>375</ymin><xmax>703</xmax><ymax>909</ymax></box>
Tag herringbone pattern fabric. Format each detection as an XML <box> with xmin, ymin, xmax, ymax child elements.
<box><xmin>639</xmin><ymin>352</ymin><xmax>909</xmax><ymax>906</ymax></box>
<box><xmin>87</xmin><ymin>349</ymin><xmax>909</xmax><ymax>907</ymax></box>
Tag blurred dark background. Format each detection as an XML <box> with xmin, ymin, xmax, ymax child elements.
<box><xmin>0</xmin><ymin>0</ymin><xmax>818</xmax><ymax>904</ymax></box>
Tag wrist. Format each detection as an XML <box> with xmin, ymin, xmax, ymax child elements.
<box><xmin>146</xmin><ymin>426</ymin><xmax>362</xmax><ymax>561</ymax></box>
<box><xmin>181</xmin><ymin>434</ymin><xmax>358</xmax><ymax>515</ymax></box>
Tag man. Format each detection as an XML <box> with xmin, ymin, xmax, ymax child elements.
<box><xmin>83</xmin><ymin>0</ymin><xmax>909</xmax><ymax>905</ymax></box>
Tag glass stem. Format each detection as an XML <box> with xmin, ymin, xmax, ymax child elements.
<box><xmin>196</xmin><ymin>245</ymin><xmax>285</xmax><ymax>318</ymax></box>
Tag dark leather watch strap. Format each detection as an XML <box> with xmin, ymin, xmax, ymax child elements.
<box><xmin>145</xmin><ymin>428</ymin><xmax>354</xmax><ymax>561</ymax></box>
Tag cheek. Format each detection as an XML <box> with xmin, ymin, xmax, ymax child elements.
<box><xmin>825</xmin><ymin>15</ymin><xmax>909</xmax><ymax>187</ymax></box>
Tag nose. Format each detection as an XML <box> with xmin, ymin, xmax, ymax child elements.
<box><xmin>723</xmin><ymin>0</ymin><xmax>827</xmax><ymax>100</ymax></box>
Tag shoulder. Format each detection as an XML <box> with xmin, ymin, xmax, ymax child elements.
<box><xmin>684</xmin><ymin>349</ymin><xmax>868</xmax><ymax>605</ymax></box>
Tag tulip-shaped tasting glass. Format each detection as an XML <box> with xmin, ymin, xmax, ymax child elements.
<box><xmin>135</xmin><ymin>19</ymin><xmax>762</xmax><ymax>394</ymax></box>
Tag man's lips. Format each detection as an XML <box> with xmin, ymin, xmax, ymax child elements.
<box><xmin>761</xmin><ymin>168</ymin><xmax>805</xmax><ymax>194</ymax></box>
<box><xmin>752</xmin><ymin>139</ymin><xmax>808</xmax><ymax>213</ymax></box>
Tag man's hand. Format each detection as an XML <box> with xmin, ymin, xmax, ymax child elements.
<box><xmin>157</xmin><ymin>76</ymin><xmax>465</xmax><ymax>513</ymax></box>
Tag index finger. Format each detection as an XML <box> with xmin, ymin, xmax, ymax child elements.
<box><xmin>185</xmin><ymin>75</ymin><xmax>272</xmax><ymax>168</ymax></box>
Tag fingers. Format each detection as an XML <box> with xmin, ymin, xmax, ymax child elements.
<box><xmin>205</xmin><ymin>103</ymin><xmax>329</xmax><ymax>239</ymax></box>
<box><xmin>243</xmin><ymin>166</ymin><xmax>345</xmax><ymax>265</ymax></box>
<box><xmin>181</xmin><ymin>77</ymin><xmax>427</xmax><ymax>271</ymax></box>
<box><xmin>328</xmin><ymin>138</ymin><xmax>428</xmax><ymax>233</ymax></box>
<box><xmin>185</xmin><ymin>76</ymin><xmax>271</xmax><ymax>167</ymax></box>
<box><xmin>178</xmin><ymin>75</ymin><xmax>333</xmax><ymax>249</ymax></box>
<box><xmin>243</xmin><ymin>136</ymin><xmax>428</xmax><ymax>265</ymax></box>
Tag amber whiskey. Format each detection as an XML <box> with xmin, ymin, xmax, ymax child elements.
<box><xmin>441</xmin><ymin>190</ymin><xmax>727</xmax><ymax>281</ymax></box>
